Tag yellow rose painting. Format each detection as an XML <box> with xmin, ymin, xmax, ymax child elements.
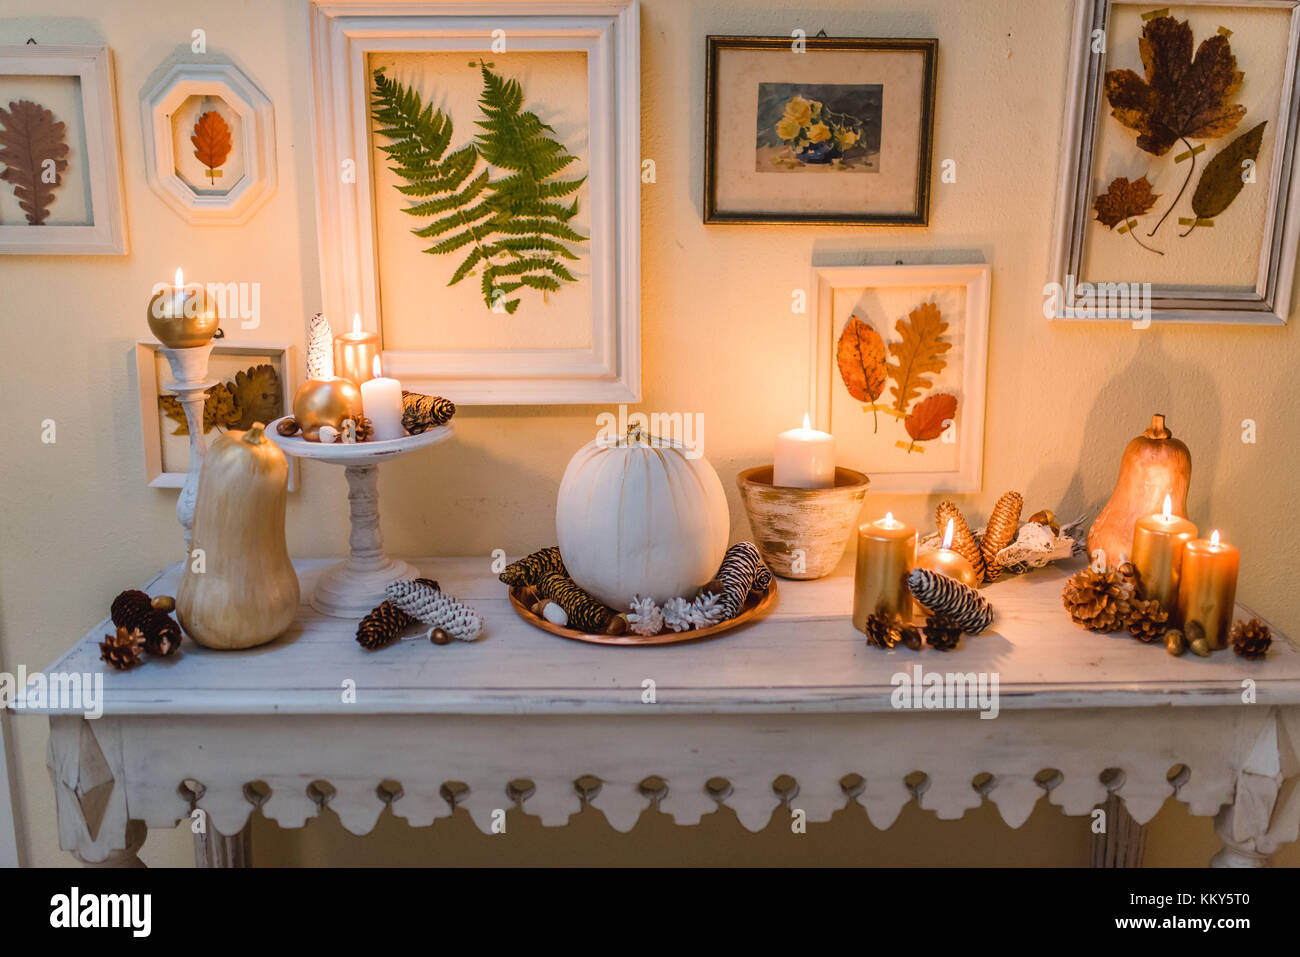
<box><xmin>756</xmin><ymin>82</ymin><xmax>881</xmax><ymax>173</ymax></box>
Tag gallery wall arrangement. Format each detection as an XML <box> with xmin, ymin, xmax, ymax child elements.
<box><xmin>1</xmin><ymin>0</ymin><xmax>1299</xmax><ymax>894</ymax></box>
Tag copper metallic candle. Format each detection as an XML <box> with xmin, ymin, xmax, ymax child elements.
<box><xmin>1130</xmin><ymin>493</ymin><xmax>1197</xmax><ymax>616</ymax></box>
<box><xmin>853</xmin><ymin>512</ymin><xmax>917</xmax><ymax>630</ymax></box>
<box><xmin>912</xmin><ymin>518</ymin><xmax>979</xmax><ymax>614</ymax></box>
<box><xmin>333</xmin><ymin>314</ymin><xmax>381</xmax><ymax>387</ymax></box>
<box><xmin>1177</xmin><ymin>530</ymin><xmax>1240</xmax><ymax>649</ymax></box>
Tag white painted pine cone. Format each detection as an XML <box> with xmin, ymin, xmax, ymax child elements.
<box><xmin>385</xmin><ymin>579</ymin><xmax>484</xmax><ymax>642</ymax></box>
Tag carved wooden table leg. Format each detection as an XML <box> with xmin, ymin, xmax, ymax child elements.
<box><xmin>47</xmin><ymin>716</ymin><xmax>147</xmax><ymax>866</ymax></box>
<box><xmin>1091</xmin><ymin>793</ymin><xmax>1147</xmax><ymax>867</ymax></box>
<box><xmin>1210</xmin><ymin>708</ymin><xmax>1300</xmax><ymax>867</ymax></box>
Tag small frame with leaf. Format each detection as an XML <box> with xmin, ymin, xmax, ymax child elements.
<box><xmin>0</xmin><ymin>45</ymin><xmax>126</xmax><ymax>254</ymax></box>
<box><xmin>814</xmin><ymin>264</ymin><xmax>990</xmax><ymax>493</ymax></box>
<box><xmin>1050</xmin><ymin>0</ymin><xmax>1300</xmax><ymax>324</ymax></box>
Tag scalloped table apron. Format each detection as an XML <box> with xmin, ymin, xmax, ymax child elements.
<box><xmin>22</xmin><ymin>557</ymin><xmax>1300</xmax><ymax>867</ymax></box>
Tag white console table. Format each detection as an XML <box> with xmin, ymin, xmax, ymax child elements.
<box><xmin>20</xmin><ymin>557</ymin><xmax>1300</xmax><ymax>867</ymax></box>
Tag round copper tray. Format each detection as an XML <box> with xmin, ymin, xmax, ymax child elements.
<box><xmin>508</xmin><ymin>581</ymin><xmax>779</xmax><ymax>646</ymax></box>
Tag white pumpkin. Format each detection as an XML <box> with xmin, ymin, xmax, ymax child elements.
<box><xmin>556</xmin><ymin>431</ymin><xmax>730</xmax><ymax>611</ymax></box>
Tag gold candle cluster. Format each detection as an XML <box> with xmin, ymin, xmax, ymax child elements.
<box><xmin>853</xmin><ymin>513</ymin><xmax>916</xmax><ymax>630</ymax></box>
<box><xmin>1177</xmin><ymin>530</ymin><xmax>1240</xmax><ymax>649</ymax></box>
<box><xmin>1130</xmin><ymin>494</ymin><xmax>1197</xmax><ymax>616</ymax></box>
<box><xmin>333</xmin><ymin>314</ymin><xmax>381</xmax><ymax>387</ymax></box>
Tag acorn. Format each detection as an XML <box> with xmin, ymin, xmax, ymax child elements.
<box><xmin>1190</xmin><ymin>637</ymin><xmax>1212</xmax><ymax>658</ymax></box>
<box><xmin>429</xmin><ymin>628</ymin><xmax>453</xmax><ymax>645</ymax></box>
<box><xmin>276</xmin><ymin>417</ymin><xmax>301</xmax><ymax>437</ymax></box>
<box><xmin>151</xmin><ymin>595</ymin><xmax>176</xmax><ymax>613</ymax></box>
<box><xmin>1027</xmin><ymin>509</ymin><xmax>1059</xmax><ymax>535</ymax></box>
<box><xmin>1164</xmin><ymin>628</ymin><xmax>1186</xmax><ymax>656</ymax></box>
<box><xmin>604</xmin><ymin>615</ymin><xmax>628</xmax><ymax>636</ymax></box>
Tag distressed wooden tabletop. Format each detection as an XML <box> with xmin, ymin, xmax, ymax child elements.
<box><xmin>24</xmin><ymin>555</ymin><xmax>1300</xmax><ymax>716</ymax></box>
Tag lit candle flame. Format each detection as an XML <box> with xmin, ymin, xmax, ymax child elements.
<box><xmin>372</xmin><ymin>354</ymin><xmax>383</xmax><ymax>378</ymax></box>
<box><xmin>1210</xmin><ymin>529</ymin><xmax>1221</xmax><ymax>548</ymax></box>
<box><xmin>942</xmin><ymin>518</ymin><xmax>955</xmax><ymax>550</ymax></box>
<box><xmin>1161</xmin><ymin>493</ymin><xmax>1172</xmax><ymax>522</ymax></box>
<box><xmin>885</xmin><ymin>511</ymin><xmax>894</xmax><ymax>524</ymax></box>
<box><xmin>174</xmin><ymin>267</ymin><xmax>184</xmax><ymax>288</ymax></box>
<box><xmin>801</xmin><ymin>412</ymin><xmax>812</xmax><ymax>431</ymax></box>
<box><xmin>353</xmin><ymin>314</ymin><xmax>362</xmax><ymax>336</ymax></box>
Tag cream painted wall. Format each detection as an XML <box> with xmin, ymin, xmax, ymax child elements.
<box><xmin>2</xmin><ymin>0</ymin><xmax>1297</xmax><ymax>868</ymax></box>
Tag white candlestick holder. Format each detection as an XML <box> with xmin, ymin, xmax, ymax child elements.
<box><xmin>159</xmin><ymin>342</ymin><xmax>217</xmax><ymax>551</ymax></box>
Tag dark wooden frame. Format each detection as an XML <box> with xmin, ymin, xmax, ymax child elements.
<box><xmin>703</xmin><ymin>35</ymin><xmax>938</xmax><ymax>226</ymax></box>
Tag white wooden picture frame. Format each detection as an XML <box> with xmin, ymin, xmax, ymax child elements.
<box><xmin>813</xmin><ymin>263</ymin><xmax>990</xmax><ymax>493</ymax></box>
<box><xmin>1049</xmin><ymin>0</ymin><xmax>1300</xmax><ymax>324</ymax></box>
<box><xmin>140</xmin><ymin>61</ymin><xmax>277</xmax><ymax>225</ymax></box>
<box><xmin>0</xmin><ymin>45</ymin><xmax>127</xmax><ymax>254</ymax></box>
<box><xmin>135</xmin><ymin>339</ymin><xmax>298</xmax><ymax>490</ymax></box>
<box><xmin>307</xmin><ymin>0</ymin><xmax>641</xmax><ymax>404</ymax></box>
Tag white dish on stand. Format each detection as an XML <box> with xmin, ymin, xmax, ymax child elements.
<box><xmin>267</xmin><ymin>415</ymin><xmax>453</xmax><ymax>618</ymax></box>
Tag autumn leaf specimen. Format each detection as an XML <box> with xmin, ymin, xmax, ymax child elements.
<box><xmin>0</xmin><ymin>99</ymin><xmax>70</xmax><ymax>225</ymax></box>
<box><xmin>1092</xmin><ymin>176</ymin><xmax>1163</xmax><ymax>254</ymax></box>
<box><xmin>1187</xmin><ymin>121</ymin><xmax>1267</xmax><ymax>236</ymax></box>
<box><xmin>836</xmin><ymin>314</ymin><xmax>887</xmax><ymax>431</ymax></box>
<box><xmin>887</xmin><ymin>302</ymin><xmax>950</xmax><ymax>416</ymax></box>
<box><xmin>903</xmin><ymin>392</ymin><xmax>957</xmax><ymax>453</ymax></box>
<box><xmin>1104</xmin><ymin>15</ymin><xmax>1246</xmax><ymax>236</ymax></box>
<box><xmin>191</xmin><ymin>110</ymin><xmax>233</xmax><ymax>185</ymax></box>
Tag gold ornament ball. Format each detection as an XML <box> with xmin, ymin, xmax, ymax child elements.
<box><xmin>292</xmin><ymin>377</ymin><xmax>364</xmax><ymax>441</ymax></box>
<box><xmin>146</xmin><ymin>284</ymin><xmax>220</xmax><ymax>348</ymax></box>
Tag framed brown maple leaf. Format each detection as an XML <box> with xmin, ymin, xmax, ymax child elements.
<box><xmin>0</xmin><ymin>45</ymin><xmax>126</xmax><ymax>254</ymax></box>
<box><xmin>1050</xmin><ymin>1</ymin><xmax>1300</xmax><ymax>324</ymax></box>
<box><xmin>815</xmin><ymin>264</ymin><xmax>990</xmax><ymax>493</ymax></box>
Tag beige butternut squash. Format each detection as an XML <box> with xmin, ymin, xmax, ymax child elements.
<box><xmin>177</xmin><ymin>423</ymin><xmax>300</xmax><ymax>649</ymax></box>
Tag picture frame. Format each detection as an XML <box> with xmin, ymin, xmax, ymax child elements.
<box><xmin>0</xmin><ymin>44</ymin><xmax>127</xmax><ymax>254</ymax></box>
<box><xmin>813</xmin><ymin>263</ymin><xmax>990</xmax><ymax>493</ymax></box>
<box><xmin>1049</xmin><ymin>0</ymin><xmax>1300</xmax><ymax>324</ymax></box>
<box><xmin>140</xmin><ymin>60</ymin><xmax>277</xmax><ymax>225</ymax></box>
<box><xmin>704</xmin><ymin>35</ymin><xmax>937</xmax><ymax>226</ymax></box>
<box><xmin>135</xmin><ymin>339</ymin><xmax>298</xmax><ymax>490</ymax></box>
<box><xmin>307</xmin><ymin>0</ymin><xmax>641</xmax><ymax>404</ymax></box>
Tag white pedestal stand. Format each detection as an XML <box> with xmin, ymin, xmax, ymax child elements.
<box><xmin>267</xmin><ymin>417</ymin><xmax>454</xmax><ymax>618</ymax></box>
<box><xmin>159</xmin><ymin>343</ymin><xmax>217</xmax><ymax>551</ymax></box>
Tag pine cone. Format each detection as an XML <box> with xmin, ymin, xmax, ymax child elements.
<box><xmin>110</xmin><ymin>589</ymin><xmax>152</xmax><ymax>631</ymax></box>
<box><xmin>143</xmin><ymin>614</ymin><xmax>183</xmax><ymax>656</ymax></box>
<box><xmin>864</xmin><ymin>613</ymin><xmax>897</xmax><ymax>649</ymax></box>
<box><xmin>100</xmin><ymin>626</ymin><xmax>145</xmax><ymax>671</ymax></box>
<box><xmin>936</xmin><ymin>502</ymin><xmax>988</xmax><ymax>582</ymax></box>
<box><xmin>924</xmin><ymin>614</ymin><xmax>963</xmax><ymax>651</ymax></box>
<box><xmin>1117</xmin><ymin>561</ymin><xmax>1143</xmax><ymax>596</ymax></box>
<box><xmin>401</xmin><ymin>391</ymin><xmax>456</xmax><ymax>434</ymax></box>
<box><xmin>111</xmin><ymin>589</ymin><xmax>182</xmax><ymax>656</ymax></box>
<box><xmin>1230</xmin><ymin>618</ymin><xmax>1272</xmax><ymax>660</ymax></box>
<box><xmin>980</xmin><ymin>491</ymin><xmax>1023</xmax><ymax>582</ymax></box>
<box><xmin>357</xmin><ymin>600</ymin><xmax>418</xmax><ymax>650</ymax></box>
<box><xmin>499</xmin><ymin>546</ymin><xmax>567</xmax><ymax>587</ymax></box>
<box><xmin>1125</xmin><ymin>598</ymin><xmax>1169</xmax><ymax>642</ymax></box>
<box><xmin>386</xmin><ymin>578</ymin><xmax>484</xmax><ymax>641</ymax></box>
<box><xmin>1062</xmin><ymin>566</ymin><xmax>1135</xmax><ymax>632</ymax></box>
<box><xmin>343</xmin><ymin>415</ymin><xmax>374</xmax><ymax>442</ymax></box>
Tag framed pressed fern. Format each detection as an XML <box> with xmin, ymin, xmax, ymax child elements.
<box><xmin>307</xmin><ymin>0</ymin><xmax>640</xmax><ymax>404</ymax></box>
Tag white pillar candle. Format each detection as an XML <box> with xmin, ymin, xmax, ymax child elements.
<box><xmin>359</xmin><ymin>356</ymin><xmax>406</xmax><ymax>440</ymax></box>
<box><xmin>773</xmin><ymin>413</ymin><xmax>835</xmax><ymax>488</ymax></box>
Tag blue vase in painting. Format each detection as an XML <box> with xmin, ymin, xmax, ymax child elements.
<box><xmin>795</xmin><ymin>139</ymin><xmax>842</xmax><ymax>165</ymax></box>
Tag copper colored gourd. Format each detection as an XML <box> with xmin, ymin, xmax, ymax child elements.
<box><xmin>1087</xmin><ymin>414</ymin><xmax>1191</xmax><ymax>569</ymax></box>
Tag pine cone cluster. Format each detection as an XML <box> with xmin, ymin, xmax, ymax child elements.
<box><xmin>1126</xmin><ymin>598</ymin><xmax>1169</xmax><ymax>642</ymax></box>
<box><xmin>356</xmin><ymin>600</ymin><xmax>418</xmax><ymax>650</ymax></box>
<box><xmin>1062</xmin><ymin>567</ymin><xmax>1135</xmax><ymax>632</ymax></box>
<box><xmin>110</xmin><ymin>589</ymin><xmax>183</xmax><ymax>657</ymax></box>
<box><xmin>924</xmin><ymin>614</ymin><xmax>963</xmax><ymax>651</ymax></box>
<box><xmin>1230</xmin><ymin>618</ymin><xmax>1272</xmax><ymax>660</ymax></box>
<box><xmin>100</xmin><ymin>626</ymin><xmax>145</xmax><ymax>671</ymax></box>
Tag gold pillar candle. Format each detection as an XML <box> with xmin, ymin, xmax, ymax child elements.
<box><xmin>1177</xmin><ymin>530</ymin><xmax>1240</xmax><ymax>649</ymax></box>
<box><xmin>292</xmin><ymin>377</ymin><xmax>364</xmax><ymax>442</ymax></box>
<box><xmin>913</xmin><ymin>518</ymin><xmax>979</xmax><ymax>613</ymax></box>
<box><xmin>333</xmin><ymin>314</ymin><xmax>381</xmax><ymax>387</ymax></box>
<box><xmin>853</xmin><ymin>512</ymin><xmax>917</xmax><ymax>630</ymax></box>
<box><xmin>1130</xmin><ymin>493</ymin><xmax>1197</xmax><ymax>615</ymax></box>
<box><xmin>147</xmin><ymin>267</ymin><xmax>220</xmax><ymax>348</ymax></box>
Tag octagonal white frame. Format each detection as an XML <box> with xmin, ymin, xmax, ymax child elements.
<box><xmin>141</xmin><ymin>61</ymin><xmax>276</xmax><ymax>224</ymax></box>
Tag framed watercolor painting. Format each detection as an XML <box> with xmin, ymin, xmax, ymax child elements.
<box><xmin>135</xmin><ymin>340</ymin><xmax>297</xmax><ymax>490</ymax></box>
<box><xmin>813</xmin><ymin>264</ymin><xmax>990</xmax><ymax>493</ymax></box>
<box><xmin>1049</xmin><ymin>0</ymin><xmax>1300</xmax><ymax>324</ymax></box>
<box><xmin>704</xmin><ymin>35</ymin><xmax>937</xmax><ymax>225</ymax></box>
<box><xmin>307</xmin><ymin>0</ymin><xmax>640</xmax><ymax>404</ymax></box>
<box><xmin>0</xmin><ymin>45</ymin><xmax>126</xmax><ymax>254</ymax></box>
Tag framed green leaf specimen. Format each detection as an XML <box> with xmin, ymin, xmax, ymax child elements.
<box><xmin>1050</xmin><ymin>0</ymin><xmax>1300</xmax><ymax>324</ymax></box>
<box><xmin>0</xmin><ymin>45</ymin><xmax>126</xmax><ymax>254</ymax></box>
<box><xmin>307</xmin><ymin>0</ymin><xmax>640</xmax><ymax>404</ymax></box>
<box><xmin>814</xmin><ymin>264</ymin><xmax>990</xmax><ymax>493</ymax></box>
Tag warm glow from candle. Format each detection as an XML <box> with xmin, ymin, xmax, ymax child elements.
<box><xmin>353</xmin><ymin>314</ymin><xmax>362</xmax><ymax>336</ymax></box>
<box><xmin>1161</xmin><ymin>493</ymin><xmax>1172</xmax><ymax>522</ymax></box>
<box><xmin>942</xmin><ymin>518</ymin><xmax>955</xmax><ymax>550</ymax></box>
<box><xmin>885</xmin><ymin>511</ymin><xmax>894</xmax><ymax>523</ymax></box>
<box><xmin>801</xmin><ymin>412</ymin><xmax>812</xmax><ymax>431</ymax></box>
<box><xmin>1210</xmin><ymin>529</ymin><xmax>1221</xmax><ymax>548</ymax></box>
<box><xmin>174</xmin><ymin>267</ymin><xmax>184</xmax><ymax>288</ymax></box>
<box><xmin>372</xmin><ymin>355</ymin><xmax>383</xmax><ymax>378</ymax></box>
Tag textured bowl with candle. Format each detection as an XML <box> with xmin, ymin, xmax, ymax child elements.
<box><xmin>737</xmin><ymin>466</ymin><xmax>870</xmax><ymax>580</ymax></box>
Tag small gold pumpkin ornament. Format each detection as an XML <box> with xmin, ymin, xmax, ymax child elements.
<box><xmin>292</xmin><ymin>377</ymin><xmax>364</xmax><ymax>442</ymax></box>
